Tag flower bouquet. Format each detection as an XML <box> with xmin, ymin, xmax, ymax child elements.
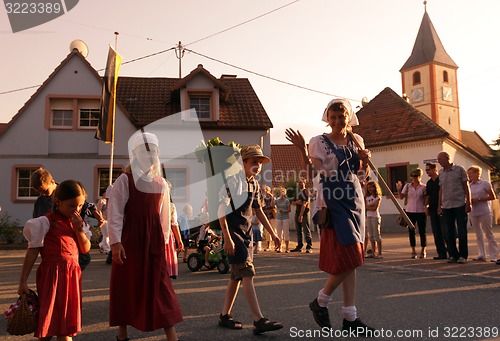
<box><xmin>195</xmin><ymin>138</ymin><xmax>242</xmax><ymax>231</ymax></box>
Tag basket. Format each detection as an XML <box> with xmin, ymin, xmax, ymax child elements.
<box><xmin>6</xmin><ymin>290</ymin><xmax>39</xmax><ymax>336</ymax></box>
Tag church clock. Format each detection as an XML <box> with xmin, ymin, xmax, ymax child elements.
<box><xmin>411</xmin><ymin>87</ymin><xmax>424</xmax><ymax>103</ymax></box>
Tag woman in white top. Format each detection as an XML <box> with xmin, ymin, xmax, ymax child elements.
<box><xmin>286</xmin><ymin>98</ymin><xmax>374</xmax><ymax>334</ymax></box>
<box><xmin>275</xmin><ymin>186</ymin><xmax>291</xmax><ymax>253</ymax></box>
<box><xmin>467</xmin><ymin>165</ymin><xmax>498</xmax><ymax>262</ymax></box>
<box><xmin>397</xmin><ymin>168</ymin><xmax>427</xmax><ymax>259</ymax></box>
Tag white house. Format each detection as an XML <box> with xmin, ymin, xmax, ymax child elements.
<box><xmin>0</xmin><ymin>47</ymin><xmax>273</xmax><ymax>225</ymax></box>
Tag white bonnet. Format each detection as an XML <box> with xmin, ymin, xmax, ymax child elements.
<box><xmin>129</xmin><ymin>131</ymin><xmax>159</xmax><ymax>151</ymax></box>
<box><xmin>321</xmin><ymin>98</ymin><xmax>359</xmax><ymax>126</ymax></box>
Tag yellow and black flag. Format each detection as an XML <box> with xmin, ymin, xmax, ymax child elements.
<box><xmin>95</xmin><ymin>46</ymin><xmax>122</xmax><ymax>143</ymax></box>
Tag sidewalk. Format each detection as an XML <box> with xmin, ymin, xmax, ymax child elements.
<box><xmin>285</xmin><ymin>224</ymin><xmax>500</xmax><ymax>279</ymax></box>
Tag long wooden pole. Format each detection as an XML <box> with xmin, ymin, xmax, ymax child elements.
<box><xmin>348</xmin><ymin>131</ymin><xmax>416</xmax><ymax>229</ymax></box>
<box><xmin>108</xmin><ymin>32</ymin><xmax>119</xmax><ymax>187</ymax></box>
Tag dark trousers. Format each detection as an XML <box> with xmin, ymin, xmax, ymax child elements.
<box><xmin>295</xmin><ymin>213</ymin><xmax>312</xmax><ymax>250</ymax></box>
<box><xmin>429</xmin><ymin>211</ymin><xmax>448</xmax><ymax>257</ymax></box>
<box><xmin>406</xmin><ymin>212</ymin><xmax>427</xmax><ymax>248</ymax></box>
<box><xmin>443</xmin><ymin>205</ymin><xmax>468</xmax><ymax>259</ymax></box>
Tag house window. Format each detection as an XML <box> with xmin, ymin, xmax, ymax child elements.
<box><xmin>48</xmin><ymin>97</ymin><xmax>100</xmax><ymax>130</ymax></box>
<box><xmin>16</xmin><ymin>167</ymin><xmax>39</xmax><ymax>199</ymax></box>
<box><xmin>377</xmin><ymin>163</ymin><xmax>418</xmax><ymax>195</ymax></box>
<box><xmin>51</xmin><ymin>109</ymin><xmax>73</xmax><ymax>128</ymax></box>
<box><xmin>97</xmin><ymin>168</ymin><xmax>122</xmax><ymax>197</ymax></box>
<box><xmin>79</xmin><ymin>108</ymin><xmax>100</xmax><ymax>128</ymax></box>
<box><xmin>443</xmin><ymin>70</ymin><xmax>449</xmax><ymax>83</ymax></box>
<box><xmin>412</xmin><ymin>71</ymin><xmax>421</xmax><ymax>85</ymax></box>
<box><xmin>164</xmin><ymin>168</ymin><xmax>187</xmax><ymax>200</ymax></box>
<box><xmin>189</xmin><ymin>95</ymin><xmax>211</xmax><ymax>120</ymax></box>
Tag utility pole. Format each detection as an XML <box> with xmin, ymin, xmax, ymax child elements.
<box><xmin>175</xmin><ymin>41</ymin><xmax>185</xmax><ymax>78</ymax></box>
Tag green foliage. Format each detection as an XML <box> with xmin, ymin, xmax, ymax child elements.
<box><xmin>0</xmin><ymin>211</ymin><xmax>22</xmax><ymax>244</ymax></box>
<box><xmin>195</xmin><ymin>137</ymin><xmax>242</xmax><ymax>163</ymax></box>
<box><xmin>488</xmin><ymin>135</ymin><xmax>500</xmax><ymax>180</ymax></box>
<box><xmin>283</xmin><ymin>178</ymin><xmax>298</xmax><ymax>199</ymax></box>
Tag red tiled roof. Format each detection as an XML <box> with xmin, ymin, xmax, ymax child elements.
<box><xmin>270</xmin><ymin>144</ymin><xmax>306</xmax><ymax>187</ymax></box>
<box><xmin>0</xmin><ymin>123</ymin><xmax>8</xmax><ymax>135</ymax></box>
<box><xmin>116</xmin><ymin>67</ymin><xmax>272</xmax><ymax>130</ymax></box>
<box><xmin>116</xmin><ymin>77</ymin><xmax>179</xmax><ymax>127</ymax></box>
<box><xmin>352</xmin><ymin>87</ymin><xmax>449</xmax><ymax>147</ymax></box>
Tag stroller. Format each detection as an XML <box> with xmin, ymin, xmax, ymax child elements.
<box><xmin>187</xmin><ymin>224</ymin><xmax>229</xmax><ymax>274</ymax></box>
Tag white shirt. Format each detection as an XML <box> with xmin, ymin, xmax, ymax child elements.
<box><xmin>402</xmin><ymin>183</ymin><xmax>427</xmax><ymax>213</ymax></box>
<box><xmin>366</xmin><ymin>195</ymin><xmax>381</xmax><ymax>218</ymax></box>
<box><xmin>308</xmin><ymin>133</ymin><xmax>365</xmax><ymax>209</ymax></box>
<box><xmin>469</xmin><ymin>179</ymin><xmax>493</xmax><ymax>217</ymax></box>
<box><xmin>23</xmin><ymin>216</ymin><xmax>92</xmax><ymax>249</ymax></box>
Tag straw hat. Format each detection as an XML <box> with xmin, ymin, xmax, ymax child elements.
<box><xmin>240</xmin><ymin>144</ymin><xmax>270</xmax><ymax>164</ymax></box>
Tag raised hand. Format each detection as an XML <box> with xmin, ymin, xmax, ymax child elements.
<box><xmin>285</xmin><ymin>128</ymin><xmax>306</xmax><ymax>150</ymax></box>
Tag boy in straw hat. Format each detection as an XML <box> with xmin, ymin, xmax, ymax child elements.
<box><xmin>218</xmin><ymin>144</ymin><xmax>283</xmax><ymax>335</ymax></box>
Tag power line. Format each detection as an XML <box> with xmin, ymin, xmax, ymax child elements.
<box><xmin>185</xmin><ymin>48</ymin><xmax>360</xmax><ymax>103</ymax></box>
<box><xmin>0</xmin><ymin>85</ymin><xmax>41</xmax><ymax>95</ymax></box>
<box><xmin>184</xmin><ymin>0</ymin><xmax>301</xmax><ymax>47</ymax></box>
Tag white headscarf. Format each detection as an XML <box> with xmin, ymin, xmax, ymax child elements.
<box><xmin>321</xmin><ymin>98</ymin><xmax>359</xmax><ymax>126</ymax></box>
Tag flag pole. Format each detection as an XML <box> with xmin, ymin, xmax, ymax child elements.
<box><xmin>108</xmin><ymin>32</ymin><xmax>119</xmax><ymax>187</ymax></box>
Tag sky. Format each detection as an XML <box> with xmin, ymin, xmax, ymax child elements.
<box><xmin>1</xmin><ymin>0</ymin><xmax>499</xmax><ymax>146</ymax></box>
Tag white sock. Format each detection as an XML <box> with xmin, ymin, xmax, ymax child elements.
<box><xmin>342</xmin><ymin>306</ymin><xmax>357</xmax><ymax>322</ymax></box>
<box><xmin>317</xmin><ymin>289</ymin><xmax>332</xmax><ymax>308</ymax></box>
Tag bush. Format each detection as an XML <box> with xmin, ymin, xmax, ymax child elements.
<box><xmin>0</xmin><ymin>211</ymin><xmax>22</xmax><ymax>244</ymax></box>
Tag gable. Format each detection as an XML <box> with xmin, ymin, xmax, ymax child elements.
<box><xmin>116</xmin><ymin>72</ymin><xmax>272</xmax><ymax>130</ymax></box>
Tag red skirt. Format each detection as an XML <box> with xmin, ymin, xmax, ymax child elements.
<box><xmin>319</xmin><ymin>228</ymin><xmax>364</xmax><ymax>275</ymax></box>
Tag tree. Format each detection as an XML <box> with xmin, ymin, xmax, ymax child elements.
<box><xmin>488</xmin><ymin>134</ymin><xmax>500</xmax><ymax>180</ymax></box>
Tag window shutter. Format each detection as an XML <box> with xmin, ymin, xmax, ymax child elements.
<box><xmin>407</xmin><ymin>164</ymin><xmax>419</xmax><ymax>178</ymax></box>
<box><xmin>377</xmin><ymin>167</ymin><xmax>389</xmax><ymax>196</ymax></box>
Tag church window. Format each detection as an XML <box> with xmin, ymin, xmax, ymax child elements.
<box><xmin>443</xmin><ymin>71</ymin><xmax>449</xmax><ymax>83</ymax></box>
<box><xmin>412</xmin><ymin>72</ymin><xmax>421</xmax><ymax>85</ymax></box>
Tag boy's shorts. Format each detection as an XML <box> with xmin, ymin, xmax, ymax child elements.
<box><xmin>230</xmin><ymin>260</ymin><xmax>256</xmax><ymax>281</ymax></box>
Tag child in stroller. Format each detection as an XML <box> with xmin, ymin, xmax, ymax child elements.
<box><xmin>187</xmin><ymin>223</ymin><xmax>229</xmax><ymax>274</ymax></box>
<box><xmin>198</xmin><ymin>223</ymin><xmax>221</xmax><ymax>268</ymax></box>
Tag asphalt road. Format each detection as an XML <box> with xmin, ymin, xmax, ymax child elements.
<box><xmin>1</xmin><ymin>229</ymin><xmax>500</xmax><ymax>340</ymax></box>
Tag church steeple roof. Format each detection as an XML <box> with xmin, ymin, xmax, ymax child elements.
<box><xmin>400</xmin><ymin>10</ymin><xmax>458</xmax><ymax>71</ymax></box>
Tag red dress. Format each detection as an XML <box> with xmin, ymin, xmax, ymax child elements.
<box><xmin>109</xmin><ymin>173</ymin><xmax>183</xmax><ymax>331</ymax></box>
<box><xmin>35</xmin><ymin>213</ymin><xmax>82</xmax><ymax>337</ymax></box>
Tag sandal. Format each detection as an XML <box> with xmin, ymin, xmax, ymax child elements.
<box><xmin>219</xmin><ymin>313</ymin><xmax>243</xmax><ymax>330</ymax></box>
<box><xmin>253</xmin><ymin>317</ymin><xmax>283</xmax><ymax>335</ymax></box>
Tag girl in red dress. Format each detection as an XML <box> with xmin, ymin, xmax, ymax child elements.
<box><xmin>18</xmin><ymin>180</ymin><xmax>91</xmax><ymax>340</ymax></box>
<box><xmin>108</xmin><ymin>132</ymin><xmax>182</xmax><ymax>341</ymax></box>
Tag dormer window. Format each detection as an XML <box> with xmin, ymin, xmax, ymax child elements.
<box><xmin>184</xmin><ymin>90</ymin><xmax>215</xmax><ymax>121</ymax></box>
<box><xmin>189</xmin><ymin>95</ymin><xmax>211</xmax><ymax>119</ymax></box>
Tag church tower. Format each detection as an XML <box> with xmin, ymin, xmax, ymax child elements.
<box><xmin>400</xmin><ymin>2</ymin><xmax>461</xmax><ymax>139</ymax></box>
